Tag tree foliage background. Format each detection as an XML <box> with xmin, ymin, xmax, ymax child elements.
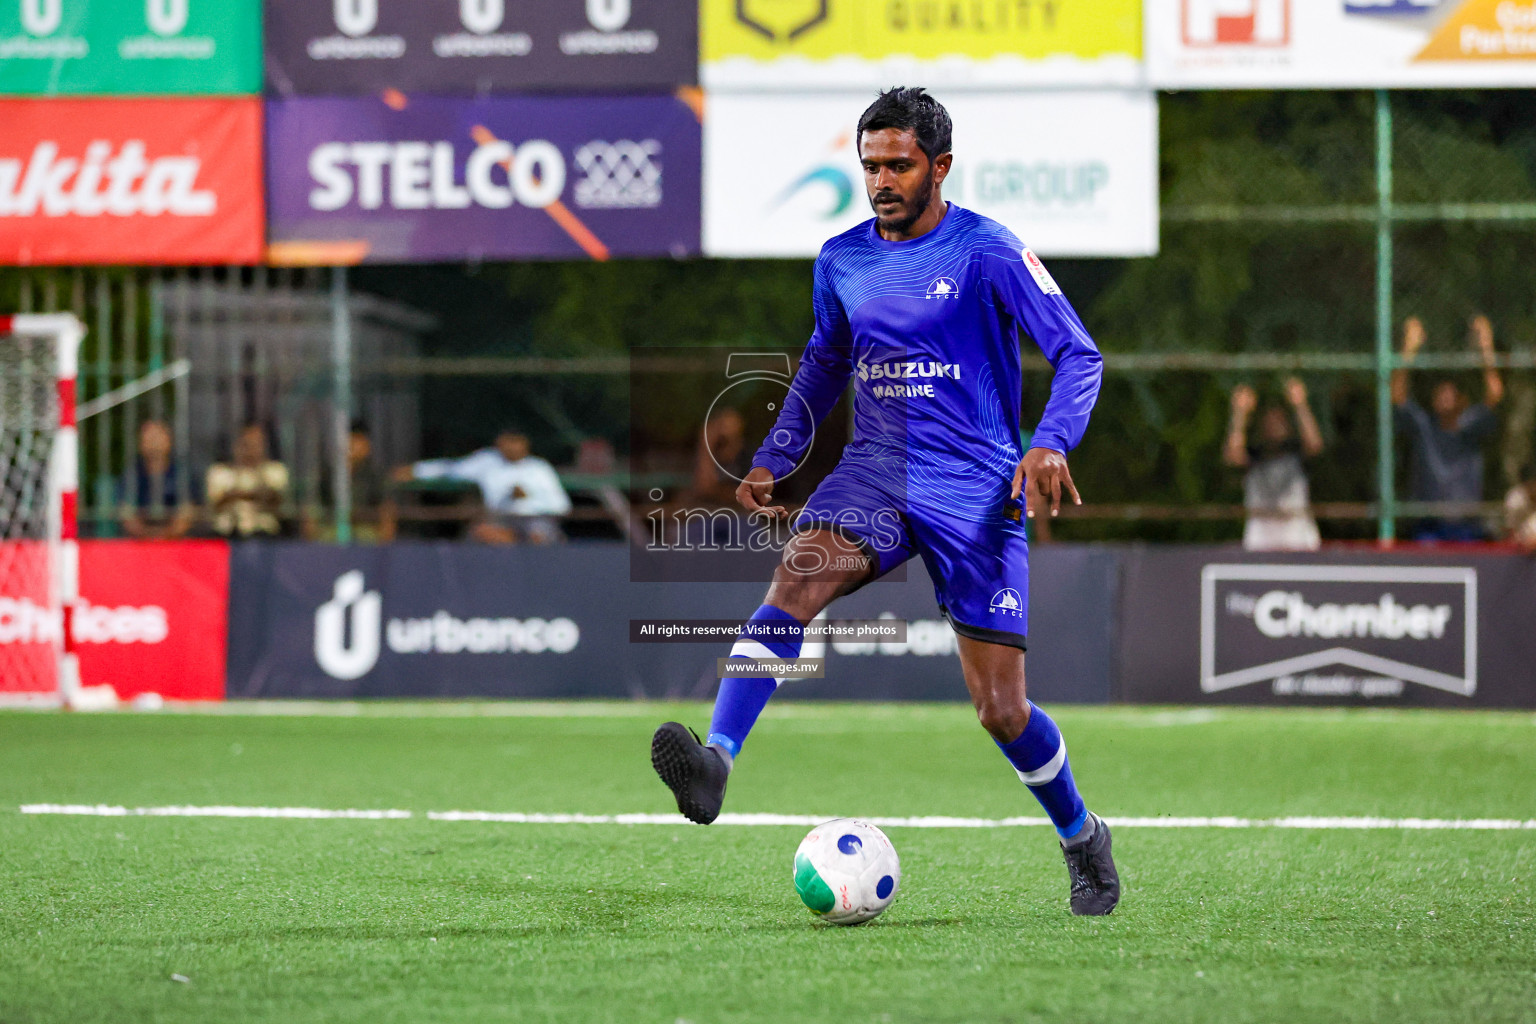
<box><xmin>371</xmin><ymin>90</ymin><xmax>1534</xmax><ymax>540</ymax></box>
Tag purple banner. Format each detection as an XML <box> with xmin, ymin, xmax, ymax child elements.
<box><xmin>265</xmin><ymin>94</ymin><xmax>701</xmax><ymax>263</ymax></box>
<box><xmin>264</xmin><ymin>0</ymin><xmax>696</xmax><ymax>95</ymax></box>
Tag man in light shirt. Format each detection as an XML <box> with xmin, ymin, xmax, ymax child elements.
<box><xmin>407</xmin><ymin>430</ymin><xmax>571</xmax><ymax>544</ymax></box>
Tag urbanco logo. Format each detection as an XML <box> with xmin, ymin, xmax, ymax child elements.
<box><xmin>314</xmin><ymin>570</ymin><xmax>382</xmax><ymax>681</ymax></box>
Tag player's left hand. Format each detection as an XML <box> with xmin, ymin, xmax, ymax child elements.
<box><xmin>1012</xmin><ymin>447</ymin><xmax>1081</xmax><ymax>520</ymax></box>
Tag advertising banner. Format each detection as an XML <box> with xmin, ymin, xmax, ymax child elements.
<box><xmin>1118</xmin><ymin>547</ymin><xmax>1536</xmax><ymax>708</ymax></box>
<box><xmin>0</xmin><ymin>0</ymin><xmax>260</xmax><ymax>95</ymax></box>
<box><xmin>1147</xmin><ymin>0</ymin><xmax>1536</xmax><ymax>88</ymax></box>
<box><xmin>264</xmin><ymin>0</ymin><xmax>696</xmax><ymax>95</ymax></box>
<box><xmin>76</xmin><ymin>540</ymin><xmax>228</xmax><ymax>702</ymax></box>
<box><xmin>265</xmin><ymin>93</ymin><xmax>701</xmax><ymax>264</ymax></box>
<box><xmin>0</xmin><ymin>98</ymin><xmax>264</xmax><ymax>265</ymax></box>
<box><xmin>701</xmin><ymin>0</ymin><xmax>1142</xmax><ymax>88</ymax></box>
<box><xmin>225</xmin><ymin>542</ymin><xmax>1118</xmax><ymax>702</ymax></box>
<box><xmin>0</xmin><ymin>540</ymin><xmax>229</xmax><ymax>702</ymax></box>
<box><xmin>704</xmin><ymin>91</ymin><xmax>1158</xmax><ymax>259</ymax></box>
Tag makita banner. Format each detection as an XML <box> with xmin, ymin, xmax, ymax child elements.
<box><xmin>265</xmin><ymin>93</ymin><xmax>701</xmax><ymax>264</ymax></box>
<box><xmin>0</xmin><ymin>540</ymin><xmax>228</xmax><ymax>702</ymax></box>
<box><xmin>1117</xmin><ymin>547</ymin><xmax>1536</xmax><ymax>707</ymax></box>
<box><xmin>0</xmin><ymin>99</ymin><xmax>263</xmax><ymax>265</ymax></box>
<box><xmin>264</xmin><ymin>0</ymin><xmax>696</xmax><ymax>95</ymax></box>
<box><xmin>0</xmin><ymin>0</ymin><xmax>261</xmax><ymax>95</ymax></box>
<box><xmin>225</xmin><ymin>542</ymin><xmax>1118</xmax><ymax>702</ymax></box>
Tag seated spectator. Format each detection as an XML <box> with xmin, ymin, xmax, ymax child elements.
<box><xmin>309</xmin><ymin>421</ymin><xmax>397</xmax><ymax>543</ymax></box>
<box><xmin>1506</xmin><ymin>463</ymin><xmax>1536</xmax><ymax>552</ymax></box>
<box><xmin>1224</xmin><ymin>378</ymin><xmax>1325</xmax><ymax>551</ymax></box>
<box><xmin>118</xmin><ymin>419</ymin><xmax>197</xmax><ymax>539</ymax></box>
<box><xmin>401</xmin><ymin>429</ymin><xmax>570</xmax><ymax>545</ymax></box>
<box><xmin>1392</xmin><ymin>315</ymin><xmax>1504</xmax><ymax>541</ymax></box>
<box><xmin>206</xmin><ymin>422</ymin><xmax>291</xmax><ymax>539</ymax></box>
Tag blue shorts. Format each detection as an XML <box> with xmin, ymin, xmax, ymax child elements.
<box><xmin>791</xmin><ymin>456</ymin><xmax>1030</xmax><ymax>650</ymax></box>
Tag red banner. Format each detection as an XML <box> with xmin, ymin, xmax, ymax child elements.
<box><xmin>0</xmin><ymin>99</ymin><xmax>263</xmax><ymax>265</ymax></box>
<box><xmin>76</xmin><ymin>540</ymin><xmax>228</xmax><ymax>702</ymax></box>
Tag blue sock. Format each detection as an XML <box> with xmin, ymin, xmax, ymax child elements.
<box><xmin>706</xmin><ymin>604</ymin><xmax>803</xmax><ymax>759</ymax></box>
<box><xmin>996</xmin><ymin>701</ymin><xmax>1089</xmax><ymax>839</ymax></box>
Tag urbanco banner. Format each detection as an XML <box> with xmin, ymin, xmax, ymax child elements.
<box><xmin>264</xmin><ymin>0</ymin><xmax>697</xmax><ymax>95</ymax></box>
<box><xmin>224</xmin><ymin>542</ymin><xmax>1118</xmax><ymax>703</ymax></box>
<box><xmin>265</xmin><ymin>93</ymin><xmax>701</xmax><ymax>264</ymax></box>
<box><xmin>0</xmin><ymin>98</ymin><xmax>264</xmax><ymax>265</ymax></box>
<box><xmin>0</xmin><ymin>0</ymin><xmax>261</xmax><ymax>95</ymax></box>
<box><xmin>703</xmin><ymin>91</ymin><xmax>1158</xmax><ymax>259</ymax></box>
<box><xmin>1148</xmin><ymin>0</ymin><xmax>1536</xmax><ymax>88</ymax></box>
<box><xmin>702</xmin><ymin>0</ymin><xmax>1142</xmax><ymax>89</ymax></box>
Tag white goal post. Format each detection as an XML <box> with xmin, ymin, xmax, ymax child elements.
<box><xmin>0</xmin><ymin>314</ymin><xmax>84</xmax><ymax>706</ymax></box>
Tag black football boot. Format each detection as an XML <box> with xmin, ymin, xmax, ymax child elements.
<box><xmin>651</xmin><ymin>722</ymin><xmax>729</xmax><ymax>825</ymax></box>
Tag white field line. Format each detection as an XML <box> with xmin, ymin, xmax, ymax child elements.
<box><xmin>16</xmin><ymin>804</ymin><xmax>1536</xmax><ymax>830</ymax></box>
<box><xmin>19</xmin><ymin>804</ymin><xmax>412</xmax><ymax>820</ymax></box>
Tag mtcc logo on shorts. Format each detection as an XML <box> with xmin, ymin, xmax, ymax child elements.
<box><xmin>989</xmin><ymin>588</ymin><xmax>1023</xmax><ymax>617</ymax></box>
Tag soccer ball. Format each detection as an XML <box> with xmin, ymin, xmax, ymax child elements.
<box><xmin>792</xmin><ymin>818</ymin><xmax>900</xmax><ymax>925</ymax></box>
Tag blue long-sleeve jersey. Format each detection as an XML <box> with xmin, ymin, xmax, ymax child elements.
<box><xmin>751</xmin><ymin>204</ymin><xmax>1103</xmax><ymax>520</ymax></box>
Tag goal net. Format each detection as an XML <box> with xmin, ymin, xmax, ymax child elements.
<box><xmin>0</xmin><ymin>315</ymin><xmax>83</xmax><ymax>705</ymax></box>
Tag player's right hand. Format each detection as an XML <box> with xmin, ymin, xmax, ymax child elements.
<box><xmin>736</xmin><ymin>466</ymin><xmax>788</xmax><ymax>519</ymax></box>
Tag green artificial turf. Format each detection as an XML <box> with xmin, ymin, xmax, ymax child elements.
<box><xmin>1</xmin><ymin>703</ymin><xmax>1533</xmax><ymax>1023</ymax></box>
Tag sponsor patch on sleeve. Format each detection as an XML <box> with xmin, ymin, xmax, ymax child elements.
<box><xmin>1021</xmin><ymin>248</ymin><xmax>1061</xmax><ymax>296</ymax></box>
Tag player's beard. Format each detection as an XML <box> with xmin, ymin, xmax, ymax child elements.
<box><xmin>870</xmin><ymin>165</ymin><xmax>935</xmax><ymax>235</ymax></box>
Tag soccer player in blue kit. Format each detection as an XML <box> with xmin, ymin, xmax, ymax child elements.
<box><xmin>652</xmin><ymin>88</ymin><xmax>1119</xmax><ymax>915</ymax></box>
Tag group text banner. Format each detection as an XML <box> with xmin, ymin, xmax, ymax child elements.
<box><xmin>0</xmin><ymin>0</ymin><xmax>260</xmax><ymax>95</ymax></box>
<box><xmin>704</xmin><ymin>91</ymin><xmax>1158</xmax><ymax>259</ymax></box>
<box><xmin>0</xmin><ymin>98</ymin><xmax>264</xmax><ymax>265</ymax></box>
<box><xmin>701</xmin><ymin>0</ymin><xmax>1142</xmax><ymax>89</ymax></box>
<box><xmin>1148</xmin><ymin>0</ymin><xmax>1536</xmax><ymax>88</ymax></box>
<box><xmin>265</xmin><ymin>93</ymin><xmax>701</xmax><ymax>264</ymax></box>
<box><xmin>264</xmin><ymin>0</ymin><xmax>697</xmax><ymax>95</ymax></box>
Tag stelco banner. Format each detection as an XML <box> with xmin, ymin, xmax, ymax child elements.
<box><xmin>264</xmin><ymin>0</ymin><xmax>697</xmax><ymax>95</ymax></box>
<box><xmin>0</xmin><ymin>98</ymin><xmax>264</xmax><ymax>265</ymax></box>
<box><xmin>1118</xmin><ymin>547</ymin><xmax>1536</xmax><ymax>707</ymax></box>
<box><xmin>704</xmin><ymin>91</ymin><xmax>1158</xmax><ymax>259</ymax></box>
<box><xmin>0</xmin><ymin>0</ymin><xmax>261</xmax><ymax>95</ymax></box>
<box><xmin>265</xmin><ymin>93</ymin><xmax>701</xmax><ymax>264</ymax></box>
<box><xmin>702</xmin><ymin>0</ymin><xmax>1142</xmax><ymax>88</ymax></box>
<box><xmin>1148</xmin><ymin>0</ymin><xmax>1536</xmax><ymax>88</ymax></box>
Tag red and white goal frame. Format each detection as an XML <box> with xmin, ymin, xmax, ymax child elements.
<box><xmin>0</xmin><ymin>314</ymin><xmax>84</xmax><ymax>706</ymax></box>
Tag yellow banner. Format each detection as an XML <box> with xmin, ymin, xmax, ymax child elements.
<box><xmin>702</xmin><ymin>0</ymin><xmax>1141</xmax><ymax>62</ymax></box>
<box><xmin>1417</xmin><ymin>0</ymin><xmax>1536</xmax><ymax>61</ymax></box>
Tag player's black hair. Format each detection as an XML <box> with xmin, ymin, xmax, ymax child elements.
<box><xmin>856</xmin><ymin>87</ymin><xmax>952</xmax><ymax>162</ymax></box>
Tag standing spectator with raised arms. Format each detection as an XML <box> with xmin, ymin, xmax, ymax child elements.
<box><xmin>1224</xmin><ymin>378</ymin><xmax>1326</xmax><ymax>551</ymax></box>
<box><xmin>1393</xmin><ymin>315</ymin><xmax>1504</xmax><ymax>541</ymax></box>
